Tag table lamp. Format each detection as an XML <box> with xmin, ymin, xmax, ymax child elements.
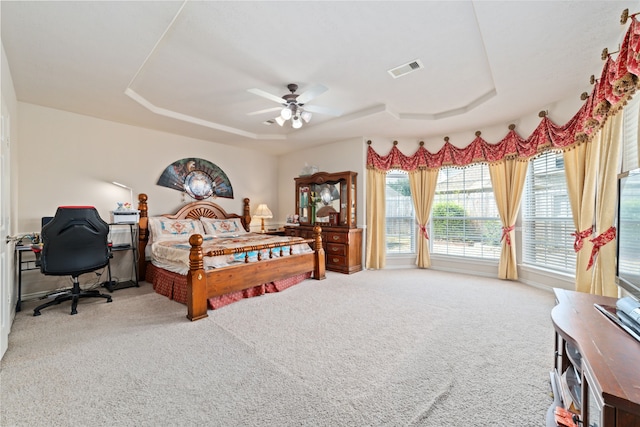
<box><xmin>253</xmin><ymin>204</ymin><xmax>273</xmax><ymax>233</ymax></box>
<box><xmin>112</xmin><ymin>181</ymin><xmax>133</xmax><ymax>209</ymax></box>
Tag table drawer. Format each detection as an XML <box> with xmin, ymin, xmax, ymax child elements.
<box><xmin>325</xmin><ymin>232</ymin><xmax>348</xmax><ymax>244</ymax></box>
<box><xmin>326</xmin><ymin>243</ymin><xmax>346</xmax><ymax>256</ymax></box>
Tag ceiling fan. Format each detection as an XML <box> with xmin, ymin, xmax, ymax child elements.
<box><xmin>247</xmin><ymin>83</ymin><xmax>342</xmax><ymax>128</ymax></box>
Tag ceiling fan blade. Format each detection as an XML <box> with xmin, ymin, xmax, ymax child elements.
<box><xmin>303</xmin><ymin>104</ymin><xmax>342</xmax><ymax>117</ymax></box>
<box><xmin>247</xmin><ymin>106</ymin><xmax>281</xmax><ymax>116</ymax></box>
<box><xmin>296</xmin><ymin>84</ymin><xmax>328</xmax><ymax>104</ymax></box>
<box><xmin>247</xmin><ymin>88</ymin><xmax>286</xmax><ymax>104</ymax></box>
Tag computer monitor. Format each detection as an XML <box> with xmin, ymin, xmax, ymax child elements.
<box><xmin>616</xmin><ymin>168</ymin><xmax>640</xmax><ymax>301</ymax></box>
<box><xmin>41</xmin><ymin>216</ymin><xmax>53</xmax><ymax>230</ymax></box>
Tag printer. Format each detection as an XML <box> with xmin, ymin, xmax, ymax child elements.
<box><xmin>110</xmin><ymin>209</ymin><xmax>140</xmax><ymax>224</ymax></box>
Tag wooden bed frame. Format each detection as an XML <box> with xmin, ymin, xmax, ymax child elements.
<box><xmin>136</xmin><ymin>193</ymin><xmax>325</xmax><ymax>321</ymax></box>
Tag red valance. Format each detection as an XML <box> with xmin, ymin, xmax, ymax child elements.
<box><xmin>367</xmin><ymin>16</ymin><xmax>640</xmax><ymax>172</ymax></box>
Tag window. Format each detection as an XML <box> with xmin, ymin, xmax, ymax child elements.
<box><xmin>522</xmin><ymin>151</ymin><xmax>575</xmax><ymax>273</ymax></box>
<box><xmin>431</xmin><ymin>164</ymin><xmax>501</xmax><ymax>259</ymax></box>
<box><xmin>385</xmin><ymin>171</ymin><xmax>416</xmax><ymax>254</ymax></box>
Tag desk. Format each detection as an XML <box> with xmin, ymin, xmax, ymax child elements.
<box><xmin>15</xmin><ymin>245</ymin><xmax>39</xmax><ymax>312</ymax></box>
<box><xmin>103</xmin><ymin>223</ymin><xmax>139</xmax><ymax>292</ymax></box>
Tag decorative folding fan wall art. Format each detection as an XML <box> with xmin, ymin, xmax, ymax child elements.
<box><xmin>156</xmin><ymin>158</ymin><xmax>234</xmax><ymax>200</ymax></box>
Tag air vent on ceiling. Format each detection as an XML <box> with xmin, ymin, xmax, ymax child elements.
<box><xmin>388</xmin><ymin>59</ymin><xmax>424</xmax><ymax>79</ymax></box>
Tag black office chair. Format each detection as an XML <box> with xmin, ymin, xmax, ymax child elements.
<box><xmin>33</xmin><ymin>206</ymin><xmax>113</xmax><ymax>316</ymax></box>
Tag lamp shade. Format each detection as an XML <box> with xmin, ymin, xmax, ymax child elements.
<box><xmin>301</xmin><ymin>110</ymin><xmax>312</xmax><ymax>123</ymax></box>
<box><xmin>253</xmin><ymin>203</ymin><xmax>273</xmax><ymax>233</ymax></box>
<box><xmin>280</xmin><ymin>107</ymin><xmax>292</xmax><ymax>120</ymax></box>
<box><xmin>253</xmin><ymin>204</ymin><xmax>273</xmax><ymax>218</ymax></box>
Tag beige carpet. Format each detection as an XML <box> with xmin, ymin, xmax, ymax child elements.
<box><xmin>1</xmin><ymin>269</ymin><xmax>556</xmax><ymax>426</ymax></box>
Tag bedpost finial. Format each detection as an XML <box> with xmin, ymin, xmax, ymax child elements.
<box><xmin>189</xmin><ymin>234</ymin><xmax>203</xmax><ymax>247</ymax></box>
<box><xmin>138</xmin><ymin>193</ymin><xmax>148</xmax><ymax>203</ymax></box>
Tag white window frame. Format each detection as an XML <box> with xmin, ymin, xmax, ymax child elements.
<box><xmin>431</xmin><ymin>164</ymin><xmax>501</xmax><ymax>260</ymax></box>
<box><xmin>385</xmin><ymin>170</ymin><xmax>416</xmax><ymax>255</ymax></box>
<box><xmin>522</xmin><ymin>151</ymin><xmax>575</xmax><ymax>273</ymax></box>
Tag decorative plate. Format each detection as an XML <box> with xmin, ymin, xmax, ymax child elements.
<box><xmin>184</xmin><ymin>170</ymin><xmax>215</xmax><ymax>200</ymax></box>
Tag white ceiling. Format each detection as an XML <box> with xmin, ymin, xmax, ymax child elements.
<box><xmin>2</xmin><ymin>1</ymin><xmax>638</xmax><ymax>155</ymax></box>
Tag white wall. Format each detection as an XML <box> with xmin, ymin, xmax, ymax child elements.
<box><xmin>17</xmin><ymin>103</ymin><xmax>279</xmax><ymax>232</ymax></box>
<box><xmin>16</xmin><ymin>103</ymin><xmax>280</xmax><ymax>297</ymax></box>
<box><xmin>1</xmin><ymin>44</ymin><xmax>19</xmax><ymax>233</ymax></box>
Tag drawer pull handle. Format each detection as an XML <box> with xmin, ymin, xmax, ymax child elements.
<box><xmin>331</xmin><ymin>247</ymin><xmax>339</xmax><ymax>252</ymax></box>
<box><xmin>332</xmin><ymin>258</ymin><xmax>339</xmax><ymax>263</ymax></box>
<box><xmin>333</xmin><ymin>236</ymin><xmax>340</xmax><ymax>240</ymax></box>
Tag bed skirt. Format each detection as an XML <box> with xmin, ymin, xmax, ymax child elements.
<box><xmin>145</xmin><ymin>263</ymin><xmax>311</xmax><ymax>310</ymax></box>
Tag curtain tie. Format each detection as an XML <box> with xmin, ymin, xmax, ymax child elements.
<box><xmin>419</xmin><ymin>224</ymin><xmax>429</xmax><ymax>240</ymax></box>
<box><xmin>501</xmin><ymin>225</ymin><xmax>515</xmax><ymax>246</ymax></box>
<box><xmin>571</xmin><ymin>226</ymin><xmax>593</xmax><ymax>252</ymax></box>
<box><xmin>587</xmin><ymin>226</ymin><xmax>616</xmax><ymax>270</ymax></box>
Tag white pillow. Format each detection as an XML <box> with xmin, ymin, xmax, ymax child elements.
<box><xmin>148</xmin><ymin>217</ymin><xmax>204</xmax><ymax>243</ymax></box>
<box><xmin>200</xmin><ymin>217</ymin><xmax>247</xmax><ymax>236</ymax></box>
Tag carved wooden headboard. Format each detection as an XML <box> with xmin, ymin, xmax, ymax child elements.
<box><xmin>160</xmin><ymin>198</ymin><xmax>251</xmax><ymax>229</ymax></box>
<box><xmin>135</xmin><ymin>193</ymin><xmax>252</xmax><ymax>280</ymax></box>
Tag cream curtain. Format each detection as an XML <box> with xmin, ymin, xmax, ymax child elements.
<box><xmin>365</xmin><ymin>168</ymin><xmax>387</xmax><ymax>269</ymax></box>
<box><xmin>488</xmin><ymin>158</ymin><xmax>529</xmax><ymax>280</ymax></box>
<box><xmin>590</xmin><ymin>113</ymin><xmax>623</xmax><ymax>296</ymax></box>
<box><xmin>563</xmin><ymin>141</ymin><xmax>599</xmax><ymax>293</ymax></box>
<box><xmin>408</xmin><ymin>169</ymin><xmax>438</xmax><ymax>268</ymax></box>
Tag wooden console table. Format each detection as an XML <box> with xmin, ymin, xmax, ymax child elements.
<box><xmin>550</xmin><ymin>289</ymin><xmax>640</xmax><ymax>427</ymax></box>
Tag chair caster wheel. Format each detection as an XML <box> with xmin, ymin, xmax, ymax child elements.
<box><xmin>107</xmin><ymin>297</ymin><xmax>112</xmax><ymax>303</ymax></box>
<box><xmin>33</xmin><ymin>311</ymin><xmax>41</xmax><ymax>317</ymax></box>
<box><xmin>70</xmin><ymin>309</ymin><xmax>78</xmax><ymax>315</ymax></box>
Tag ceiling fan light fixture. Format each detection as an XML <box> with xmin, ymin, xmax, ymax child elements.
<box><xmin>249</xmin><ymin>83</ymin><xmax>336</xmax><ymax>130</ymax></box>
<box><xmin>301</xmin><ymin>110</ymin><xmax>312</xmax><ymax>123</ymax></box>
<box><xmin>280</xmin><ymin>106</ymin><xmax>292</xmax><ymax>120</ymax></box>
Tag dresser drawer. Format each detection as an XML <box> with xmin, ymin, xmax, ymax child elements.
<box><xmin>326</xmin><ymin>243</ymin><xmax>346</xmax><ymax>256</ymax></box>
<box><xmin>325</xmin><ymin>232</ymin><xmax>348</xmax><ymax>244</ymax></box>
<box><xmin>327</xmin><ymin>254</ymin><xmax>347</xmax><ymax>267</ymax></box>
<box><xmin>297</xmin><ymin>230</ymin><xmax>313</xmax><ymax>239</ymax></box>
<box><xmin>286</xmin><ymin>225</ymin><xmax>362</xmax><ymax>274</ymax></box>
<box><xmin>285</xmin><ymin>228</ymin><xmax>298</xmax><ymax>237</ymax></box>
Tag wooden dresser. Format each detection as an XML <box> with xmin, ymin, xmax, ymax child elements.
<box><xmin>287</xmin><ymin>170</ymin><xmax>362</xmax><ymax>274</ymax></box>
<box><xmin>286</xmin><ymin>225</ymin><xmax>362</xmax><ymax>274</ymax></box>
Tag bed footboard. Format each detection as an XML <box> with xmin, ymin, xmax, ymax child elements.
<box><xmin>186</xmin><ymin>227</ymin><xmax>325</xmax><ymax>321</ymax></box>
